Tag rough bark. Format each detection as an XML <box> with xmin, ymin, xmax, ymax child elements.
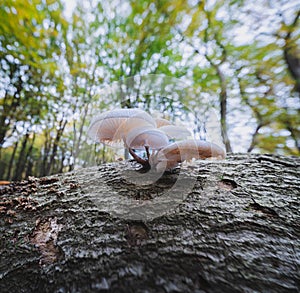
<box><xmin>0</xmin><ymin>154</ymin><xmax>299</xmax><ymax>293</ymax></box>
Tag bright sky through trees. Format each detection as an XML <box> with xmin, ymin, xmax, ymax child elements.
<box><xmin>0</xmin><ymin>0</ymin><xmax>299</xmax><ymax>180</ymax></box>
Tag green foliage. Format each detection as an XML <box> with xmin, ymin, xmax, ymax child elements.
<box><xmin>0</xmin><ymin>0</ymin><xmax>299</xmax><ymax>180</ymax></box>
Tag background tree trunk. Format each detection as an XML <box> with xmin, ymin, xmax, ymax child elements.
<box><xmin>0</xmin><ymin>154</ymin><xmax>299</xmax><ymax>292</ymax></box>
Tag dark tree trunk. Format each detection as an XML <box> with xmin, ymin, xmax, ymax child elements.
<box><xmin>0</xmin><ymin>154</ymin><xmax>299</xmax><ymax>293</ymax></box>
<box><xmin>217</xmin><ymin>66</ymin><xmax>232</xmax><ymax>153</ymax></box>
<box><xmin>72</xmin><ymin>103</ymin><xmax>91</xmax><ymax>170</ymax></box>
<box><xmin>5</xmin><ymin>139</ymin><xmax>19</xmax><ymax>180</ymax></box>
<box><xmin>25</xmin><ymin>133</ymin><xmax>36</xmax><ymax>178</ymax></box>
<box><xmin>12</xmin><ymin>132</ymin><xmax>30</xmax><ymax>181</ymax></box>
<box><xmin>48</xmin><ymin>119</ymin><xmax>67</xmax><ymax>175</ymax></box>
<box><xmin>283</xmin><ymin>10</ymin><xmax>300</xmax><ymax>94</ymax></box>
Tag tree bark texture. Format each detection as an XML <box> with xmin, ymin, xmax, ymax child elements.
<box><xmin>0</xmin><ymin>154</ymin><xmax>299</xmax><ymax>292</ymax></box>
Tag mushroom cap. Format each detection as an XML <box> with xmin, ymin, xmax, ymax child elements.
<box><xmin>155</xmin><ymin>139</ymin><xmax>226</xmax><ymax>169</ymax></box>
<box><xmin>125</xmin><ymin>126</ymin><xmax>169</xmax><ymax>150</ymax></box>
<box><xmin>87</xmin><ymin>108</ymin><xmax>156</xmax><ymax>145</ymax></box>
<box><xmin>155</xmin><ymin>118</ymin><xmax>172</xmax><ymax>128</ymax></box>
<box><xmin>159</xmin><ymin>125</ymin><xmax>191</xmax><ymax>140</ymax></box>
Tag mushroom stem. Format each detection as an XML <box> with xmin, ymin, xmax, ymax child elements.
<box><xmin>145</xmin><ymin>146</ymin><xmax>150</xmax><ymax>161</ymax></box>
<box><xmin>128</xmin><ymin>148</ymin><xmax>150</xmax><ymax>168</ymax></box>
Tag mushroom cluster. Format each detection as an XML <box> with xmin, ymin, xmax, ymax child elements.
<box><xmin>87</xmin><ymin>108</ymin><xmax>225</xmax><ymax>171</ymax></box>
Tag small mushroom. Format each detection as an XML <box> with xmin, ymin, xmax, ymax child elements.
<box><xmin>87</xmin><ymin>108</ymin><xmax>156</xmax><ymax>145</ymax></box>
<box><xmin>158</xmin><ymin>125</ymin><xmax>191</xmax><ymax>140</ymax></box>
<box><xmin>153</xmin><ymin>139</ymin><xmax>226</xmax><ymax>171</ymax></box>
<box><xmin>125</xmin><ymin>126</ymin><xmax>169</xmax><ymax>150</ymax></box>
<box><xmin>155</xmin><ymin>118</ymin><xmax>172</xmax><ymax>128</ymax></box>
<box><xmin>125</xmin><ymin>126</ymin><xmax>169</xmax><ymax>168</ymax></box>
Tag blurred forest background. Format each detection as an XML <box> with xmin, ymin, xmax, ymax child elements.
<box><xmin>0</xmin><ymin>0</ymin><xmax>299</xmax><ymax>181</ymax></box>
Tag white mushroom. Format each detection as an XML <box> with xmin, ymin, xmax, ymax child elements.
<box><xmin>125</xmin><ymin>126</ymin><xmax>169</xmax><ymax>150</ymax></box>
<box><xmin>87</xmin><ymin>108</ymin><xmax>156</xmax><ymax>145</ymax></box>
<box><xmin>153</xmin><ymin>139</ymin><xmax>226</xmax><ymax>171</ymax></box>
<box><xmin>155</xmin><ymin>118</ymin><xmax>172</xmax><ymax>128</ymax></box>
<box><xmin>158</xmin><ymin>125</ymin><xmax>191</xmax><ymax>140</ymax></box>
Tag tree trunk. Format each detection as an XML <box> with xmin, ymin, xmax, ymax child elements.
<box><xmin>283</xmin><ymin>10</ymin><xmax>300</xmax><ymax>94</ymax></box>
<box><xmin>5</xmin><ymin>139</ymin><xmax>19</xmax><ymax>180</ymax></box>
<box><xmin>12</xmin><ymin>132</ymin><xmax>30</xmax><ymax>181</ymax></box>
<box><xmin>25</xmin><ymin>133</ymin><xmax>36</xmax><ymax>178</ymax></box>
<box><xmin>48</xmin><ymin>119</ymin><xmax>67</xmax><ymax>175</ymax></box>
<box><xmin>0</xmin><ymin>154</ymin><xmax>299</xmax><ymax>292</ymax></box>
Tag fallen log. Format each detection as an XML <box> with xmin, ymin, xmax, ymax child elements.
<box><xmin>0</xmin><ymin>154</ymin><xmax>299</xmax><ymax>292</ymax></box>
